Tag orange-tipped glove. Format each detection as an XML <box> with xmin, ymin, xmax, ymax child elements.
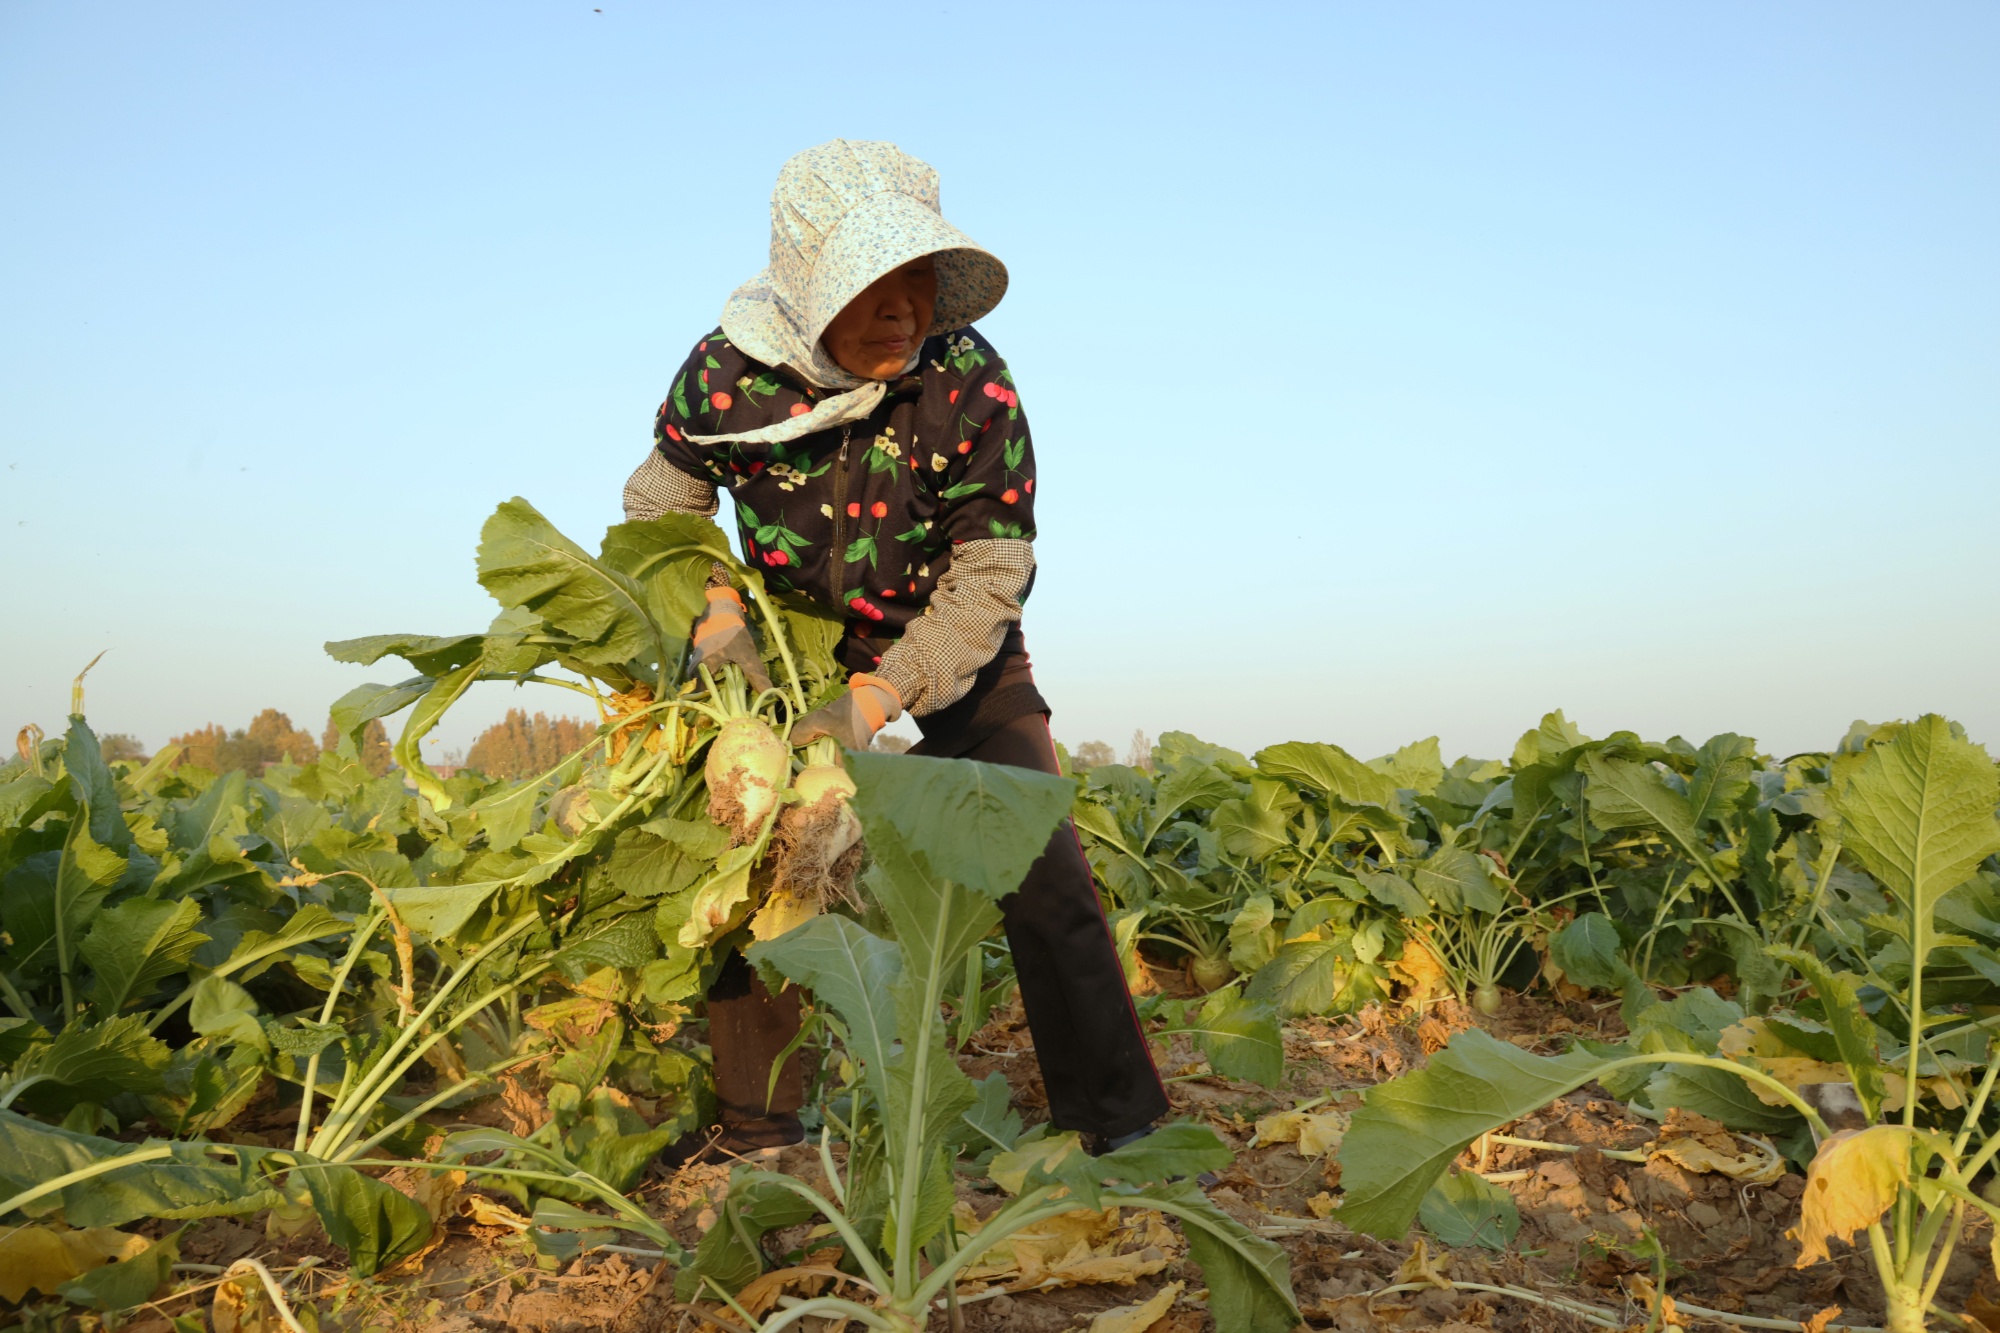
<box><xmin>791</xmin><ymin>674</ymin><xmax>902</xmax><ymax>751</ymax></box>
<box><xmin>689</xmin><ymin>587</ymin><xmax>772</xmax><ymax>691</ymax></box>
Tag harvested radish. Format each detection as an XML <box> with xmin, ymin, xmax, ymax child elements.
<box><xmin>706</xmin><ymin>715</ymin><xmax>788</xmax><ymax>844</ymax></box>
<box><xmin>768</xmin><ymin>739</ymin><xmax>866</xmax><ymax>909</ymax></box>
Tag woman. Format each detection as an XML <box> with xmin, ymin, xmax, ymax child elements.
<box><xmin>623</xmin><ymin>139</ymin><xmax>1167</xmax><ymax>1158</ymax></box>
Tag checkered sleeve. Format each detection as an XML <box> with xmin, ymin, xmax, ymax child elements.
<box><xmin>623</xmin><ymin>447</ymin><xmax>719</xmax><ymax>520</ymax></box>
<box><xmin>874</xmin><ymin>538</ymin><xmax>1036</xmax><ymax>717</ymax></box>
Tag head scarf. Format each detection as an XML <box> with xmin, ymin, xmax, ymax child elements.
<box><xmin>685</xmin><ymin>139</ymin><xmax>1008</xmax><ymax>448</ymax></box>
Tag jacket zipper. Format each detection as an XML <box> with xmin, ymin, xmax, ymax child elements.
<box><xmin>829</xmin><ymin>425</ymin><xmax>852</xmax><ymax>600</ymax></box>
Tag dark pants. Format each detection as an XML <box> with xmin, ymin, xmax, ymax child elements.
<box><xmin>706</xmin><ymin>633</ymin><xmax>1168</xmax><ymax>1140</ymax></box>
<box><xmin>952</xmin><ymin>711</ymin><xmax>1171</xmax><ymax>1138</ymax></box>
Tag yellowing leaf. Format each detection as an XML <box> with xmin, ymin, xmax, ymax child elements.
<box><xmin>458</xmin><ymin>1195</ymin><xmax>531</xmax><ymax>1230</ymax></box>
<box><xmin>1307</xmin><ymin>1192</ymin><xmax>1337</xmax><ymax>1219</ymax></box>
<box><xmin>987</xmin><ymin>1131</ymin><xmax>1086</xmax><ymax>1195</ymax></box>
<box><xmin>1251</xmin><ymin>1108</ymin><xmax>1348</xmax><ymax>1156</ymax></box>
<box><xmin>1389</xmin><ymin>936</ymin><xmax>1450</xmax><ymax>1004</ymax></box>
<box><xmin>0</xmin><ymin>1225</ymin><xmax>148</xmax><ymax>1303</ymax></box>
<box><xmin>1089</xmin><ymin>1280</ymin><xmax>1183</xmax><ymax>1333</ymax></box>
<box><xmin>1717</xmin><ymin>1019</ymin><xmax>1853</xmax><ymax>1107</ymax></box>
<box><xmin>677</xmin><ymin>860</ymin><xmax>754</xmax><ymax>949</ymax></box>
<box><xmin>749</xmin><ymin>886</ymin><xmax>820</xmax><ymax>941</ymax></box>
<box><xmin>1793</xmin><ymin>1126</ymin><xmax>1913</xmax><ymax>1266</ymax></box>
<box><xmin>1395</xmin><ymin>1236</ymin><xmax>1452</xmax><ymax>1289</ymax></box>
<box><xmin>1880</xmin><ymin>1071</ymin><xmax>1967</xmax><ymax>1113</ymax></box>
<box><xmin>1650</xmin><ymin>1132</ymin><xmax>1786</xmax><ymax>1185</ymax></box>
<box><xmin>213</xmin><ymin>1269</ymin><xmax>285</xmax><ymax>1333</ymax></box>
<box><xmin>955</xmin><ymin>1206</ymin><xmax>1182</xmax><ymax>1291</ymax></box>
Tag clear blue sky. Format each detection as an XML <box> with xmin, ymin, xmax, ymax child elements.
<box><xmin>5</xmin><ymin>1</ymin><xmax>1996</xmax><ymax>765</ymax></box>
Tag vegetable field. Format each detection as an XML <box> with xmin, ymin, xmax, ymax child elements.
<box><xmin>4</xmin><ymin>500</ymin><xmax>1998</xmax><ymax>1333</ymax></box>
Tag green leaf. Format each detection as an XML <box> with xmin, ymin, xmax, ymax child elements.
<box><xmin>844</xmin><ymin>752</ymin><xmax>1073</xmax><ymax>903</ymax></box>
<box><xmin>1188</xmin><ymin>990</ymin><xmax>1283</xmax><ymax>1087</ymax></box>
<box><xmin>295</xmin><ymin>1157</ymin><xmax>433</xmax><ymax>1276</ymax></box>
<box><xmin>55</xmin><ymin>815</ymin><xmax>129</xmax><ymax>980</ymax></box>
<box><xmin>0</xmin><ymin>1110</ymin><xmax>275</xmax><ymax>1225</ymax></box>
<box><xmin>2</xmin><ymin>1016</ymin><xmax>172</xmax><ymax>1113</ymax></box>
<box><xmin>57</xmin><ymin>1226</ymin><xmax>183</xmax><ymax>1312</ymax></box>
<box><xmin>1549</xmin><ymin>914</ymin><xmax>1626</xmax><ymax>991</ymax></box>
<box><xmin>750</xmin><ymin>914</ymin><xmax>901</xmax><ymax>1076</ymax></box>
<box><xmin>1338</xmin><ymin>1029</ymin><xmax>1631</xmax><ymax>1237</ymax></box>
<box><xmin>322</xmin><ymin>633</ymin><xmax>486</xmax><ymax>675</ymax></box>
<box><xmin>1247</xmin><ymin>940</ymin><xmax>1355</xmax><ymax>1018</ymax></box>
<box><xmin>62</xmin><ymin>716</ymin><xmax>130</xmax><ymax>854</ymax></box>
<box><xmin>1767</xmin><ymin>946</ymin><xmax>1885</xmax><ymax>1119</ymax></box>
<box><xmin>382</xmin><ymin>881</ymin><xmax>505</xmax><ymax>942</ymax></box>
<box><xmin>326</xmin><ymin>679</ymin><xmax>429</xmax><ymax>745</ymax></box>
<box><xmin>1647</xmin><ymin>1063</ymin><xmax>1801</xmax><ymax>1134</ymax></box>
<box><xmin>1209</xmin><ymin>797</ymin><xmax>1290</xmax><ymax>861</ymax></box>
<box><xmin>1071</xmin><ymin>1123</ymin><xmax>1234</xmax><ymax>1189</ymax></box>
<box><xmin>1136</xmin><ymin>1180</ymin><xmax>1299</xmax><ymax>1333</ymax></box>
<box><xmin>469</xmin><ymin>776</ymin><xmax>547</xmax><ymax>853</ymax></box>
<box><xmin>392</xmin><ymin>659</ymin><xmax>483</xmax><ymax>811</ymax></box>
<box><xmin>1254</xmin><ymin>740</ymin><xmax>1398</xmax><ymax>808</ymax></box>
<box><xmin>599</xmin><ymin>513</ymin><xmax>727</xmax><ymax>667</ymax></box>
<box><xmin>1360</xmin><ymin>869</ymin><xmax>1429</xmax><ymax>918</ymax></box>
<box><xmin>187</xmin><ymin>977</ymin><xmax>265</xmax><ymax>1050</ymax></box>
<box><xmin>477</xmin><ymin>497</ymin><xmax>665</xmax><ymax>668</ymax></box>
<box><xmin>1144</xmin><ymin>761</ymin><xmax>1238</xmax><ymax>846</ymax></box>
<box><xmin>673</xmin><ymin>1168</ymin><xmax>819</xmax><ymax>1299</ymax></box>
<box><xmin>959</xmin><ymin>1072</ymin><xmax>1022</xmax><ymax>1152</ymax></box>
<box><xmin>80</xmin><ymin>897</ymin><xmax>209</xmax><ymax>1015</ymax></box>
<box><xmin>1831</xmin><ymin>714</ymin><xmax>2000</xmax><ymax>969</ymax></box>
<box><xmin>1579</xmin><ymin>752</ymin><xmax>1719</xmax><ymax>882</ymax></box>
<box><xmin>1408</xmin><ymin>845</ymin><xmax>1503</xmax><ymax>915</ymax></box>
<box><xmin>1686</xmin><ymin>733</ymin><xmax>1759</xmax><ymax>830</ymax></box>
<box><xmin>1369</xmin><ymin>737</ymin><xmax>1444</xmax><ymax>795</ymax></box>
<box><xmin>1418</xmin><ymin>1169</ymin><xmax>1519</xmax><ymax>1250</ymax></box>
<box><xmin>1226</xmin><ymin>894</ymin><xmax>1279</xmax><ymax>974</ymax></box>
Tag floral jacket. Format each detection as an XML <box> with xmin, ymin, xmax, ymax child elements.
<box><xmin>651</xmin><ymin>326</ymin><xmax>1034</xmax><ymax>637</ymax></box>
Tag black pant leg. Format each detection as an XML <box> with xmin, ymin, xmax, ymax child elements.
<box><xmin>960</xmin><ymin>712</ymin><xmax>1169</xmax><ymax>1139</ymax></box>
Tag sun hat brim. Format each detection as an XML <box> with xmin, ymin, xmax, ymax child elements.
<box><xmin>803</xmin><ymin>190</ymin><xmax>1009</xmax><ymax>345</ymax></box>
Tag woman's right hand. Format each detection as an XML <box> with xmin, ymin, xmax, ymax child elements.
<box><xmin>689</xmin><ymin>587</ymin><xmax>773</xmax><ymax>691</ymax></box>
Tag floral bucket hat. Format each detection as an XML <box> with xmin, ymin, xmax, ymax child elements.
<box><xmin>691</xmin><ymin>139</ymin><xmax>1009</xmax><ymax>448</ymax></box>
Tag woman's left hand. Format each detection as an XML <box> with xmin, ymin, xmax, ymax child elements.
<box><xmin>792</xmin><ymin>676</ymin><xmax>901</xmax><ymax>750</ymax></box>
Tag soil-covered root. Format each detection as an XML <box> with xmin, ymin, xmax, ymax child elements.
<box><xmin>767</xmin><ymin>765</ymin><xmax>865</xmax><ymax>910</ymax></box>
<box><xmin>705</xmin><ymin>717</ymin><xmax>788</xmax><ymax>843</ymax></box>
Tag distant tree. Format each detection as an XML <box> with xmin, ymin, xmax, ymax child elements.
<box><xmin>1071</xmin><ymin>739</ymin><xmax>1115</xmax><ymax>771</ymax></box>
<box><xmin>1124</xmin><ymin>729</ymin><xmax>1154</xmax><ymax>772</ymax></box>
<box><xmin>465</xmin><ymin>709</ymin><xmax>594</xmax><ymax>780</ymax></box>
<box><xmin>245</xmin><ymin>709</ymin><xmax>319</xmax><ymax>769</ymax></box>
<box><xmin>169</xmin><ymin>723</ymin><xmax>229</xmax><ymax>773</ymax></box>
<box><xmin>320</xmin><ymin>717</ymin><xmax>394</xmax><ymax>777</ymax></box>
<box><xmin>98</xmin><ymin>733</ymin><xmax>148</xmax><ymax>764</ymax></box>
<box><xmin>171</xmin><ymin>709</ymin><xmax>319</xmax><ymax>777</ymax></box>
<box><xmin>870</xmin><ymin>733</ymin><xmax>913</xmax><ymax>754</ymax></box>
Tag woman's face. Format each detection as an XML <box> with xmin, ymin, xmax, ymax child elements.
<box><xmin>820</xmin><ymin>256</ymin><xmax>938</xmax><ymax>380</ymax></box>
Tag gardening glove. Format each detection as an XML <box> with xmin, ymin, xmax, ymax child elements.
<box><xmin>688</xmin><ymin>587</ymin><xmax>773</xmax><ymax>692</ymax></box>
<box><xmin>791</xmin><ymin>674</ymin><xmax>902</xmax><ymax>751</ymax></box>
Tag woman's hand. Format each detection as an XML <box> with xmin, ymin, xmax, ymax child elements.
<box><xmin>791</xmin><ymin>675</ymin><xmax>902</xmax><ymax>750</ymax></box>
<box><xmin>689</xmin><ymin>587</ymin><xmax>773</xmax><ymax>691</ymax></box>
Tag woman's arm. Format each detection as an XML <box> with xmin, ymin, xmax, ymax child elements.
<box><xmin>623</xmin><ymin>447</ymin><xmax>719</xmax><ymax>521</ymax></box>
<box><xmin>873</xmin><ymin>538</ymin><xmax>1034</xmax><ymax>715</ymax></box>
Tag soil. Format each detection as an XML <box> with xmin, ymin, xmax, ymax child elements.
<box><xmin>98</xmin><ymin>990</ymin><xmax>1999</xmax><ymax>1333</ymax></box>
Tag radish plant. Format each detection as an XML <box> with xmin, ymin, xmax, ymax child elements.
<box><xmin>673</xmin><ymin>751</ymin><xmax>1301</xmax><ymax>1333</ymax></box>
<box><xmin>1335</xmin><ymin>715</ymin><xmax>2000</xmax><ymax>1333</ymax></box>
